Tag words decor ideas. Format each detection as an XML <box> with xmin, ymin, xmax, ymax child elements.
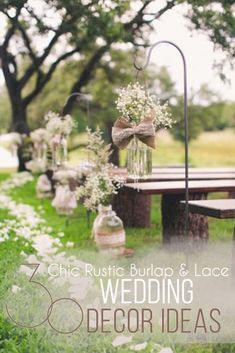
<box><xmin>5</xmin><ymin>255</ymin><xmax>235</xmax><ymax>342</ymax></box>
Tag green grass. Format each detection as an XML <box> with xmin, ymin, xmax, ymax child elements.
<box><xmin>68</xmin><ymin>129</ymin><xmax>235</xmax><ymax>167</ymax></box>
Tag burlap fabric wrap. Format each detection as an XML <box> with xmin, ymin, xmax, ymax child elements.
<box><xmin>112</xmin><ymin>113</ymin><xmax>156</xmax><ymax>150</ymax></box>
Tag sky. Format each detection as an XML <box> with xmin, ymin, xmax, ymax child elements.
<box><xmin>0</xmin><ymin>2</ymin><xmax>234</xmax><ymax>101</ymax></box>
<box><xmin>148</xmin><ymin>3</ymin><xmax>235</xmax><ymax>101</ymax></box>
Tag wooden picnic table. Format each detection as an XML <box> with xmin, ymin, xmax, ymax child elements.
<box><xmin>112</xmin><ymin>171</ymin><xmax>235</xmax><ymax>243</ymax></box>
<box><xmin>116</xmin><ymin>167</ymin><xmax>235</xmax><ymax>175</ymax></box>
<box><xmin>113</xmin><ymin>167</ymin><xmax>235</xmax><ymax>182</ymax></box>
<box><xmin>151</xmin><ymin>167</ymin><xmax>235</xmax><ymax>174</ymax></box>
<box><xmin>124</xmin><ymin>180</ymin><xmax>235</xmax><ymax>194</ymax></box>
<box><xmin>125</xmin><ymin>173</ymin><xmax>235</xmax><ymax>182</ymax></box>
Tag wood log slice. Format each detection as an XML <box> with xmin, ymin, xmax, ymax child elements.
<box><xmin>112</xmin><ymin>190</ymin><xmax>151</xmax><ymax>228</ymax></box>
<box><xmin>161</xmin><ymin>192</ymin><xmax>209</xmax><ymax>243</ymax></box>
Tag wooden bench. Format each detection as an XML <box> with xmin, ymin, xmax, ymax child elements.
<box><xmin>180</xmin><ymin>200</ymin><xmax>235</xmax><ymax>278</ymax></box>
<box><xmin>180</xmin><ymin>199</ymin><xmax>235</xmax><ymax>219</ymax></box>
<box><xmin>112</xmin><ymin>176</ymin><xmax>235</xmax><ymax>242</ymax></box>
<box><xmin>180</xmin><ymin>199</ymin><xmax>235</xmax><ymax>246</ymax></box>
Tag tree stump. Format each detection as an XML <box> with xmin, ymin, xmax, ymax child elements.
<box><xmin>161</xmin><ymin>192</ymin><xmax>209</xmax><ymax>243</ymax></box>
<box><xmin>112</xmin><ymin>190</ymin><xmax>151</xmax><ymax>228</ymax></box>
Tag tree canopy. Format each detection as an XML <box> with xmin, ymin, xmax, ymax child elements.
<box><xmin>0</xmin><ymin>0</ymin><xmax>234</xmax><ymax>132</ymax></box>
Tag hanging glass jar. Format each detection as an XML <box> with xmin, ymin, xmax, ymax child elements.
<box><xmin>34</xmin><ymin>142</ymin><xmax>48</xmax><ymax>163</ymax></box>
<box><xmin>126</xmin><ymin>135</ymin><xmax>152</xmax><ymax>179</ymax></box>
<box><xmin>51</xmin><ymin>135</ymin><xmax>68</xmax><ymax>168</ymax></box>
<box><xmin>93</xmin><ymin>204</ymin><xmax>126</xmax><ymax>251</ymax></box>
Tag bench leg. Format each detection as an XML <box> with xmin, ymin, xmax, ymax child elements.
<box><xmin>112</xmin><ymin>191</ymin><xmax>151</xmax><ymax>228</ymax></box>
<box><xmin>161</xmin><ymin>193</ymin><xmax>209</xmax><ymax>243</ymax></box>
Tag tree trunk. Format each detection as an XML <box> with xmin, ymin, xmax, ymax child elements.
<box><xmin>161</xmin><ymin>193</ymin><xmax>209</xmax><ymax>244</ymax></box>
<box><xmin>112</xmin><ymin>190</ymin><xmax>151</xmax><ymax>228</ymax></box>
<box><xmin>11</xmin><ymin>98</ymin><xmax>29</xmax><ymax>172</ymax></box>
<box><xmin>12</xmin><ymin>103</ymin><xmax>29</xmax><ymax>134</ymax></box>
<box><xmin>106</xmin><ymin>120</ymin><xmax>120</xmax><ymax>166</ymax></box>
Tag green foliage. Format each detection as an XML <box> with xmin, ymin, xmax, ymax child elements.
<box><xmin>0</xmin><ymin>0</ymin><xmax>234</xmax><ymax>135</ymax></box>
<box><xmin>187</xmin><ymin>1</ymin><xmax>235</xmax><ymax>62</ymax></box>
<box><xmin>171</xmin><ymin>98</ymin><xmax>204</xmax><ymax>143</ymax></box>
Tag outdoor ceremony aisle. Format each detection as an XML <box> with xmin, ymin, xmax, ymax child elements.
<box><xmin>0</xmin><ymin>173</ymin><xmax>172</xmax><ymax>353</ymax></box>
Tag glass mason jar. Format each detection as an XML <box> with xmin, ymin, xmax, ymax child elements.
<box><xmin>34</xmin><ymin>143</ymin><xmax>48</xmax><ymax>163</ymax></box>
<box><xmin>93</xmin><ymin>204</ymin><xmax>126</xmax><ymax>250</ymax></box>
<box><xmin>52</xmin><ymin>185</ymin><xmax>77</xmax><ymax>216</ymax></box>
<box><xmin>52</xmin><ymin>136</ymin><xmax>68</xmax><ymax>168</ymax></box>
<box><xmin>126</xmin><ymin>135</ymin><xmax>152</xmax><ymax>179</ymax></box>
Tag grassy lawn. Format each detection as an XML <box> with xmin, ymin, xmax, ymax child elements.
<box><xmin>0</xmin><ymin>129</ymin><xmax>235</xmax><ymax>352</ymax></box>
<box><xmin>69</xmin><ymin>129</ymin><xmax>235</xmax><ymax>167</ymax></box>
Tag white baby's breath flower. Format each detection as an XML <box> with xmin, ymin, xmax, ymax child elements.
<box><xmin>116</xmin><ymin>82</ymin><xmax>173</xmax><ymax>129</ymax></box>
<box><xmin>86</xmin><ymin>127</ymin><xmax>111</xmax><ymax>168</ymax></box>
<box><xmin>53</xmin><ymin>169</ymin><xmax>78</xmax><ymax>185</ymax></box>
<box><xmin>112</xmin><ymin>335</ymin><xmax>132</xmax><ymax>347</ymax></box>
<box><xmin>26</xmin><ymin>159</ymin><xmax>47</xmax><ymax>174</ymax></box>
<box><xmin>130</xmin><ymin>342</ymin><xmax>148</xmax><ymax>351</ymax></box>
<box><xmin>45</xmin><ymin>111</ymin><xmax>75</xmax><ymax>137</ymax></box>
<box><xmin>30</xmin><ymin>128</ymin><xmax>49</xmax><ymax>144</ymax></box>
<box><xmin>76</xmin><ymin>168</ymin><xmax>124</xmax><ymax>212</ymax></box>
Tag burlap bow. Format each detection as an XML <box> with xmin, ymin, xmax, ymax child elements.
<box><xmin>112</xmin><ymin>113</ymin><xmax>156</xmax><ymax>149</ymax></box>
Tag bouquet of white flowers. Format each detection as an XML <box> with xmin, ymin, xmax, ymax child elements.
<box><xmin>76</xmin><ymin>167</ymin><xmax>124</xmax><ymax>212</ymax></box>
<box><xmin>7</xmin><ymin>132</ymin><xmax>22</xmax><ymax>146</ymax></box>
<box><xmin>45</xmin><ymin>112</ymin><xmax>75</xmax><ymax>137</ymax></box>
<box><xmin>26</xmin><ymin>159</ymin><xmax>47</xmax><ymax>174</ymax></box>
<box><xmin>76</xmin><ymin>128</ymin><xmax>124</xmax><ymax>212</ymax></box>
<box><xmin>53</xmin><ymin>169</ymin><xmax>78</xmax><ymax>185</ymax></box>
<box><xmin>30</xmin><ymin>128</ymin><xmax>49</xmax><ymax>145</ymax></box>
<box><xmin>1</xmin><ymin>132</ymin><xmax>22</xmax><ymax>157</ymax></box>
<box><xmin>113</xmin><ymin>82</ymin><xmax>174</xmax><ymax>179</ymax></box>
<box><xmin>116</xmin><ymin>82</ymin><xmax>173</xmax><ymax>129</ymax></box>
<box><xmin>86</xmin><ymin>127</ymin><xmax>111</xmax><ymax>170</ymax></box>
<box><xmin>44</xmin><ymin>111</ymin><xmax>75</xmax><ymax>168</ymax></box>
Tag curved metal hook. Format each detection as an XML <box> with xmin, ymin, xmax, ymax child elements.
<box><xmin>134</xmin><ymin>40</ymin><xmax>187</xmax><ymax>71</ymax></box>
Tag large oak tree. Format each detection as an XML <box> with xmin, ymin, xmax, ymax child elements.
<box><xmin>0</xmin><ymin>0</ymin><xmax>234</xmax><ymax>168</ymax></box>
<box><xmin>0</xmin><ymin>0</ymin><xmax>234</xmax><ymax>131</ymax></box>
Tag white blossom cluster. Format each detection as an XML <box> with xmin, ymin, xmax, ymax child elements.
<box><xmin>26</xmin><ymin>159</ymin><xmax>47</xmax><ymax>174</ymax></box>
<box><xmin>116</xmin><ymin>82</ymin><xmax>173</xmax><ymax>129</ymax></box>
<box><xmin>76</xmin><ymin>167</ymin><xmax>124</xmax><ymax>212</ymax></box>
<box><xmin>86</xmin><ymin>127</ymin><xmax>111</xmax><ymax>169</ymax></box>
<box><xmin>6</xmin><ymin>132</ymin><xmax>22</xmax><ymax>146</ymax></box>
<box><xmin>76</xmin><ymin>128</ymin><xmax>124</xmax><ymax>211</ymax></box>
<box><xmin>0</xmin><ymin>172</ymin><xmax>33</xmax><ymax>192</ymax></box>
<box><xmin>30</xmin><ymin>128</ymin><xmax>49</xmax><ymax>144</ymax></box>
<box><xmin>53</xmin><ymin>169</ymin><xmax>78</xmax><ymax>185</ymax></box>
<box><xmin>0</xmin><ymin>174</ymin><xmax>63</xmax><ymax>254</ymax></box>
<box><xmin>152</xmin><ymin>100</ymin><xmax>173</xmax><ymax>130</ymax></box>
<box><xmin>111</xmin><ymin>335</ymin><xmax>173</xmax><ymax>353</ymax></box>
<box><xmin>45</xmin><ymin>111</ymin><xmax>75</xmax><ymax>136</ymax></box>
